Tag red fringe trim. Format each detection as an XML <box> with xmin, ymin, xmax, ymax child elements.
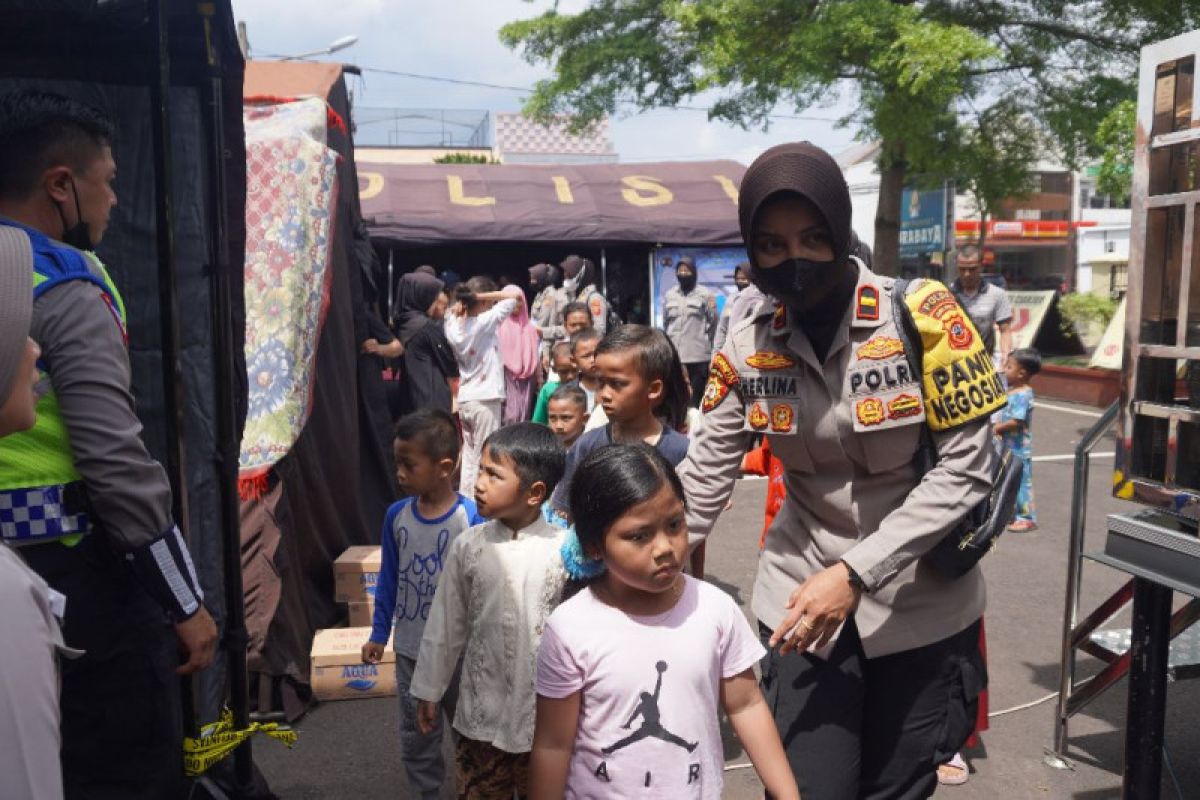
<box><xmin>238</xmin><ymin>471</ymin><xmax>271</xmax><ymax>502</ymax></box>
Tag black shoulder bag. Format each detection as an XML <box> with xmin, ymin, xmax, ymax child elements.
<box><xmin>891</xmin><ymin>279</ymin><xmax>1025</xmax><ymax>579</ymax></box>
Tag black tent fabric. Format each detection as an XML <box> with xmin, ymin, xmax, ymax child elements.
<box><xmin>0</xmin><ymin>0</ymin><xmax>247</xmax><ymax>740</ymax></box>
<box><xmin>240</xmin><ymin>62</ymin><xmax>395</xmax><ymax>704</ymax></box>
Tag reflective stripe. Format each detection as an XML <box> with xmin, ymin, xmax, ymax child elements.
<box><xmin>0</xmin><ymin>483</ymin><xmax>90</xmax><ymax>543</ymax></box>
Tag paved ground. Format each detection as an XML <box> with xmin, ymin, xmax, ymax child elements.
<box><xmin>256</xmin><ymin>399</ymin><xmax>1199</xmax><ymax>798</ymax></box>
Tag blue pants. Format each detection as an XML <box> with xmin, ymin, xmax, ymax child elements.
<box><xmin>1014</xmin><ymin>453</ymin><xmax>1035</xmax><ymax>522</ymax></box>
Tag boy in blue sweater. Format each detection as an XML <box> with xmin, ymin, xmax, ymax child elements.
<box><xmin>362</xmin><ymin>409</ymin><xmax>482</xmax><ymax>799</ymax></box>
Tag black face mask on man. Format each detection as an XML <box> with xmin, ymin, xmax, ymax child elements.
<box><xmin>54</xmin><ymin>178</ymin><xmax>93</xmax><ymax>251</ymax></box>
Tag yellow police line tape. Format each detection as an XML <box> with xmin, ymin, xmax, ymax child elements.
<box><xmin>183</xmin><ymin>709</ymin><xmax>298</xmax><ymax>777</ymax></box>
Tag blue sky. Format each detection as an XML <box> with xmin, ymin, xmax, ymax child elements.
<box><xmin>233</xmin><ymin>0</ymin><xmax>860</xmax><ymax>164</ymax></box>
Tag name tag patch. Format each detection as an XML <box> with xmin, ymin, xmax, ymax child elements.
<box><xmin>742</xmin><ymin>374</ymin><xmax>799</xmax><ymax>399</ymax></box>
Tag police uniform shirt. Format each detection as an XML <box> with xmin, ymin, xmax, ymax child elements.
<box><xmin>677</xmin><ymin>259</ymin><xmax>998</xmax><ymax>658</ymax></box>
<box><xmin>663</xmin><ymin>284</ymin><xmax>718</xmax><ymax>364</ymax></box>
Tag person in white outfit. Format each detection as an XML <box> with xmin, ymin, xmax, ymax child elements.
<box><xmin>444</xmin><ymin>275</ymin><xmax>524</xmax><ymax>494</ymax></box>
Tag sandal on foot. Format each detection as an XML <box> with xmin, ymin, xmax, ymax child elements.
<box><xmin>1007</xmin><ymin>520</ymin><xmax>1037</xmax><ymax>532</ymax></box>
<box><xmin>937</xmin><ymin>753</ymin><xmax>969</xmax><ymax>786</ymax></box>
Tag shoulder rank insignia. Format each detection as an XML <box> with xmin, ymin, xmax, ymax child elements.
<box><xmin>771</xmin><ymin>303</ymin><xmax>787</xmax><ymax>331</ymax></box>
<box><xmin>745</xmin><ymin>351</ymin><xmax>797</xmax><ymax>370</ymax></box>
<box><xmin>588</xmin><ymin>295</ymin><xmax>605</xmax><ymax>318</ymax></box>
<box><xmin>856</xmin><ymin>337</ymin><xmax>904</xmax><ymax>361</ymax></box>
<box><xmin>701</xmin><ymin>352</ymin><xmax>740</xmax><ymax>413</ymax></box>
<box><xmin>856</xmin><ymin>285</ymin><xmax>880</xmax><ymax>321</ymax></box>
<box><xmin>905</xmin><ymin>281</ymin><xmax>1005</xmax><ymax>431</ymax></box>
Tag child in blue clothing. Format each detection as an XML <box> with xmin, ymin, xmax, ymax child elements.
<box><xmin>993</xmin><ymin>348</ymin><xmax>1041</xmax><ymax>532</ymax></box>
<box><xmin>362</xmin><ymin>409</ymin><xmax>482</xmax><ymax>800</ymax></box>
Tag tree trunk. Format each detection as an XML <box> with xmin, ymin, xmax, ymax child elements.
<box><xmin>874</xmin><ymin>150</ymin><xmax>907</xmax><ymax>277</ymax></box>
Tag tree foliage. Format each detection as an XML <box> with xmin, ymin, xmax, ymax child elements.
<box><xmin>501</xmin><ymin>1</ymin><xmax>1200</xmax><ymax>273</ymax></box>
<box><xmin>1095</xmin><ymin>99</ymin><xmax>1137</xmax><ymax>205</ymax></box>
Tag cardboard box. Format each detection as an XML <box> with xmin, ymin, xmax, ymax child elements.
<box><xmin>347</xmin><ymin>600</ymin><xmax>374</xmax><ymax>627</ymax></box>
<box><xmin>310</xmin><ymin>626</ymin><xmax>396</xmax><ymax>701</ymax></box>
<box><xmin>334</xmin><ymin>546</ymin><xmax>381</xmax><ymax>603</ymax></box>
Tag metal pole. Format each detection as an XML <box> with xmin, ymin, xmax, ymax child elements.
<box><xmin>600</xmin><ymin>248</ymin><xmax>608</xmax><ymax>297</ymax></box>
<box><xmin>1122</xmin><ymin>578</ymin><xmax>1173</xmax><ymax>798</ymax></box>
<box><xmin>1050</xmin><ymin>400</ymin><xmax>1119</xmax><ymax>760</ymax></box>
<box><xmin>200</xmin><ymin>12</ymin><xmax>256</xmax><ymax>790</ymax></box>
<box><xmin>648</xmin><ymin>248</ymin><xmax>659</xmax><ymax>328</ymax></box>
<box><xmin>147</xmin><ymin>0</ymin><xmax>196</xmax><ymax>738</ymax></box>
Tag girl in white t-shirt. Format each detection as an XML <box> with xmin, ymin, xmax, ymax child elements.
<box><xmin>530</xmin><ymin>443</ymin><xmax>799</xmax><ymax>799</ymax></box>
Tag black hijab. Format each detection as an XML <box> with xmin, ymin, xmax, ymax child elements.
<box><xmin>395</xmin><ymin>272</ymin><xmax>444</xmax><ymax>345</ymax></box>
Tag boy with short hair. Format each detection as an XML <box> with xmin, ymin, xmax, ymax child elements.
<box><xmin>362</xmin><ymin>409</ymin><xmax>481</xmax><ymax>800</ymax></box>
<box><xmin>568</xmin><ymin>327</ymin><xmax>601</xmax><ymax>412</ymax></box>
<box><xmin>546</xmin><ymin>384</ymin><xmax>588</xmax><ymax>450</ymax></box>
<box><xmin>531</xmin><ymin>341</ymin><xmax>577</xmax><ymax>425</ymax></box>
<box><xmin>993</xmin><ymin>347</ymin><xmax>1042</xmax><ymax>532</ymax></box>
<box><xmin>561</xmin><ymin>302</ymin><xmax>593</xmax><ymax>337</ymax></box>
<box><xmin>411</xmin><ymin>423</ymin><xmax>568</xmax><ymax>797</ymax></box>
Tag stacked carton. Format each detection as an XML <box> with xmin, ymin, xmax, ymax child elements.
<box><xmin>309</xmin><ymin>546</ymin><xmax>393</xmax><ymax>701</ymax></box>
<box><xmin>334</xmin><ymin>545</ymin><xmax>380</xmax><ymax>627</ymax></box>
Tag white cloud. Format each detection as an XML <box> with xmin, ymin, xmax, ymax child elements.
<box><xmin>232</xmin><ymin>0</ymin><xmax>863</xmax><ymax>164</ymax></box>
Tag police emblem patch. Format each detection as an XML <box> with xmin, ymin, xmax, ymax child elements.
<box><xmin>745</xmin><ymin>351</ymin><xmax>797</xmax><ymax>370</ymax></box>
<box><xmin>917</xmin><ymin>289</ymin><xmax>958</xmax><ymax>320</ymax></box>
<box><xmin>770</xmin><ymin>403</ymin><xmax>794</xmax><ymax>433</ymax></box>
<box><xmin>748</xmin><ymin>403</ymin><xmax>769</xmax><ymax>431</ymax></box>
<box><xmin>856</xmin><ymin>398</ymin><xmax>885</xmax><ymax>427</ymax></box>
<box><xmin>887</xmin><ymin>393</ymin><xmax>922</xmax><ymax>420</ymax></box>
<box><xmin>856</xmin><ymin>337</ymin><xmax>904</xmax><ymax>360</ymax></box>
<box><xmin>710</xmin><ymin>352</ymin><xmax>740</xmax><ymax>388</ymax></box>
<box><xmin>701</xmin><ymin>352</ymin><xmax>740</xmax><ymax>413</ymax></box>
<box><xmin>943</xmin><ymin>314</ymin><xmax>974</xmax><ymax>350</ymax></box>
<box><xmin>771</xmin><ymin>304</ymin><xmax>787</xmax><ymax>331</ymax></box>
<box><xmin>856</xmin><ymin>285</ymin><xmax>880</xmax><ymax>321</ymax></box>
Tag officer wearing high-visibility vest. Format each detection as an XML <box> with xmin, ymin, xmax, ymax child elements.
<box><xmin>0</xmin><ymin>89</ymin><xmax>217</xmax><ymax>799</ymax></box>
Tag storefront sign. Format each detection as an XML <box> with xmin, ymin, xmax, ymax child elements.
<box><xmin>1008</xmin><ymin>291</ymin><xmax>1056</xmax><ymax>350</ymax></box>
<box><xmin>900</xmin><ymin>187</ymin><xmax>948</xmax><ymax>256</ymax></box>
<box><xmin>1089</xmin><ymin>296</ymin><xmax>1127</xmax><ymax>370</ymax></box>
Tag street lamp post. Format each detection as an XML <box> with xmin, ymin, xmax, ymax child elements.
<box><xmin>280</xmin><ymin>35</ymin><xmax>358</xmax><ymax>61</ymax></box>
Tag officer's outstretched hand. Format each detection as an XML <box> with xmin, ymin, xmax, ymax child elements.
<box><xmin>175</xmin><ymin>607</ymin><xmax>219</xmax><ymax>674</ymax></box>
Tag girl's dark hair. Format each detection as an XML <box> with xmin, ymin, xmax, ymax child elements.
<box><xmin>594</xmin><ymin>325</ymin><xmax>688</xmax><ymax>432</ymax></box>
<box><xmin>1010</xmin><ymin>347</ymin><xmax>1042</xmax><ymax>376</ymax></box>
<box><xmin>569</xmin><ymin>443</ymin><xmax>686</xmax><ymax>559</ymax></box>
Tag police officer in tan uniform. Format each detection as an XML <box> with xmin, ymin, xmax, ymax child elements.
<box><xmin>662</xmin><ymin>255</ymin><xmax>718</xmax><ymax>406</ymax></box>
<box><xmin>678</xmin><ymin>142</ymin><xmax>1001</xmax><ymax>799</ymax></box>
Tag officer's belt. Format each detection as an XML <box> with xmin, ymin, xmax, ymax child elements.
<box><xmin>0</xmin><ymin>482</ymin><xmax>91</xmax><ymax>545</ymax></box>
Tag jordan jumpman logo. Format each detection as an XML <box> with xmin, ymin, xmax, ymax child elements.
<box><xmin>602</xmin><ymin>661</ymin><xmax>697</xmax><ymax>754</ymax></box>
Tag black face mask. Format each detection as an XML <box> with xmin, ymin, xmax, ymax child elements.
<box><xmin>749</xmin><ymin>257</ymin><xmax>835</xmax><ymax>310</ymax></box>
<box><xmin>677</xmin><ymin>272</ymin><xmax>697</xmax><ymax>292</ymax></box>
<box><xmin>54</xmin><ymin>179</ymin><xmax>93</xmax><ymax>251</ymax></box>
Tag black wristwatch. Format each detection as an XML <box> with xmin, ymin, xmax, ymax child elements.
<box><xmin>841</xmin><ymin>560</ymin><xmax>868</xmax><ymax>594</ymax></box>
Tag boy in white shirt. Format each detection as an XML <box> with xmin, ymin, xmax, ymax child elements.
<box><xmin>443</xmin><ymin>277</ymin><xmax>525</xmax><ymax>494</ymax></box>
<box><xmin>411</xmin><ymin>423</ymin><xmax>568</xmax><ymax>798</ymax></box>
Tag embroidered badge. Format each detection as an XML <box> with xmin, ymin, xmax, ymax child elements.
<box><xmin>748</xmin><ymin>403</ymin><xmax>769</xmax><ymax>430</ymax></box>
<box><xmin>856</xmin><ymin>285</ymin><xmax>880</xmax><ymax>321</ymax></box>
<box><xmin>917</xmin><ymin>289</ymin><xmax>958</xmax><ymax>320</ymax></box>
<box><xmin>771</xmin><ymin>304</ymin><xmax>787</xmax><ymax>331</ymax></box>
<box><xmin>701</xmin><ymin>352</ymin><xmax>740</xmax><ymax>414</ymax></box>
<box><xmin>588</xmin><ymin>295</ymin><xmax>604</xmax><ymax>318</ymax></box>
<box><xmin>855</xmin><ymin>337</ymin><xmax>904</xmax><ymax>361</ymax></box>
<box><xmin>745</xmin><ymin>351</ymin><xmax>797</xmax><ymax>371</ymax></box>
<box><xmin>943</xmin><ymin>314</ymin><xmax>974</xmax><ymax>350</ymax></box>
<box><xmin>887</xmin><ymin>393</ymin><xmax>923</xmax><ymax>420</ymax></box>
<box><xmin>770</xmin><ymin>403</ymin><xmax>795</xmax><ymax>433</ymax></box>
<box><xmin>856</xmin><ymin>397</ymin><xmax>885</xmax><ymax>427</ymax></box>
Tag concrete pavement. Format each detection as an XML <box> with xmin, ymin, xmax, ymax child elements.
<box><xmin>256</xmin><ymin>399</ymin><xmax>1198</xmax><ymax>798</ymax></box>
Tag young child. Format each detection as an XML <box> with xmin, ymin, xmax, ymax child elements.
<box><xmin>361</xmin><ymin>410</ymin><xmax>481</xmax><ymax>800</ymax></box>
<box><xmin>546</xmin><ymin>384</ymin><xmax>588</xmax><ymax>450</ymax></box>
<box><xmin>410</xmin><ymin>423</ymin><xmax>569</xmax><ymax>797</ymax></box>
<box><xmin>531</xmin><ymin>444</ymin><xmax>800</xmax><ymax>799</ymax></box>
<box><xmin>550</xmin><ymin>325</ymin><xmax>689</xmax><ymax>519</ymax></box>
<box><xmin>444</xmin><ymin>276</ymin><xmax>524</xmax><ymax>495</ymax></box>
<box><xmin>532</xmin><ymin>341</ymin><xmax>578</xmax><ymax>425</ymax></box>
<box><xmin>561</xmin><ymin>301</ymin><xmax>594</xmax><ymax>337</ymax></box>
<box><xmin>569</xmin><ymin>327</ymin><xmax>602</xmax><ymax>412</ymax></box>
<box><xmin>993</xmin><ymin>347</ymin><xmax>1041</xmax><ymax>532</ymax></box>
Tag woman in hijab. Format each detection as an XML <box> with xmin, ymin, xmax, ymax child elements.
<box><xmin>394</xmin><ymin>271</ymin><xmax>459</xmax><ymax>417</ymax></box>
<box><xmin>498</xmin><ymin>281</ymin><xmax>542</xmax><ymax>423</ymax></box>
<box><xmin>676</xmin><ymin>142</ymin><xmax>997</xmax><ymax>799</ymax></box>
<box><xmin>560</xmin><ymin>254</ymin><xmax>612</xmax><ymax>335</ymax></box>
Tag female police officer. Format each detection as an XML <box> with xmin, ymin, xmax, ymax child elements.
<box><xmin>678</xmin><ymin>142</ymin><xmax>999</xmax><ymax>799</ymax></box>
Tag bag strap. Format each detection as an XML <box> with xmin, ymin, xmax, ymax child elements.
<box><xmin>889</xmin><ymin>278</ymin><xmax>938</xmax><ymax>474</ymax></box>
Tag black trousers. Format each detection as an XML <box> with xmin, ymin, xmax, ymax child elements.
<box><xmin>759</xmin><ymin>617</ymin><xmax>984</xmax><ymax>800</ymax></box>
<box><xmin>684</xmin><ymin>361</ymin><xmax>708</xmax><ymax>408</ymax></box>
<box><xmin>23</xmin><ymin>533</ymin><xmax>183</xmax><ymax>800</ymax></box>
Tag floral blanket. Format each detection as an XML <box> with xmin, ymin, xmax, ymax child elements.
<box><xmin>238</xmin><ymin>98</ymin><xmax>339</xmax><ymax>493</ymax></box>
